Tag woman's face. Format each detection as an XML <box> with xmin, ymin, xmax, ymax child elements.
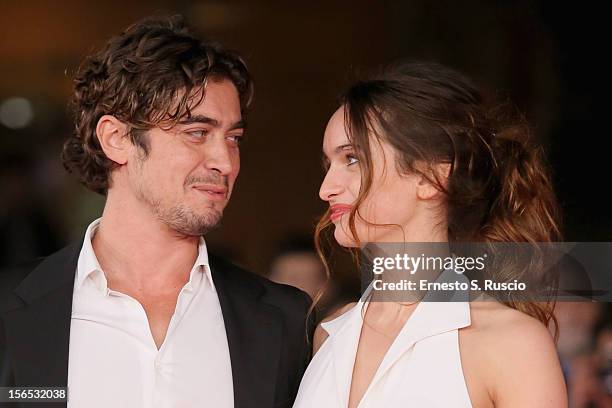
<box><xmin>320</xmin><ymin>107</ymin><xmax>439</xmax><ymax>247</ymax></box>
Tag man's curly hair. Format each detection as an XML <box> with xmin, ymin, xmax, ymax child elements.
<box><xmin>62</xmin><ymin>15</ymin><xmax>254</xmax><ymax>195</ymax></box>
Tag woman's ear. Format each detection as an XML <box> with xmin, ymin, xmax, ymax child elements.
<box><xmin>96</xmin><ymin>115</ymin><xmax>129</xmax><ymax>165</ymax></box>
<box><xmin>415</xmin><ymin>162</ymin><xmax>451</xmax><ymax>200</ymax></box>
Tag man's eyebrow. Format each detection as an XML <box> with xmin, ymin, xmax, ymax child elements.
<box><xmin>229</xmin><ymin>119</ymin><xmax>247</xmax><ymax>131</ymax></box>
<box><xmin>178</xmin><ymin>115</ymin><xmax>219</xmax><ymax>126</ymax></box>
<box><xmin>178</xmin><ymin>115</ymin><xmax>246</xmax><ymax>131</ymax></box>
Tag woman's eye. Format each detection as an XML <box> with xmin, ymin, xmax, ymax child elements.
<box><xmin>347</xmin><ymin>154</ymin><xmax>359</xmax><ymax>166</ymax></box>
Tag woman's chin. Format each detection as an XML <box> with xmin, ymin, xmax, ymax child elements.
<box><xmin>333</xmin><ymin>227</ymin><xmax>358</xmax><ymax>248</ymax></box>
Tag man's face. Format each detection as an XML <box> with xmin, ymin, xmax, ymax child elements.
<box><xmin>127</xmin><ymin>78</ymin><xmax>244</xmax><ymax>236</ymax></box>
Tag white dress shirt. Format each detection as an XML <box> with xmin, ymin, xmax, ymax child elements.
<box><xmin>67</xmin><ymin>218</ymin><xmax>234</xmax><ymax>408</ymax></box>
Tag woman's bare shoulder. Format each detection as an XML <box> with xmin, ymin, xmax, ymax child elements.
<box><xmin>467</xmin><ymin>301</ymin><xmax>554</xmax><ymax>345</ymax></box>
<box><xmin>461</xmin><ymin>301</ymin><xmax>567</xmax><ymax>407</ymax></box>
<box><xmin>468</xmin><ymin>300</ymin><xmax>546</xmax><ymax>331</ymax></box>
<box><xmin>312</xmin><ymin>302</ymin><xmax>358</xmax><ymax>354</ymax></box>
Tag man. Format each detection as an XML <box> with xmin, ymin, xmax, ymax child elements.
<box><xmin>0</xmin><ymin>16</ymin><xmax>313</xmax><ymax>408</ymax></box>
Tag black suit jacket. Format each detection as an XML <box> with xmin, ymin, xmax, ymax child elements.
<box><xmin>0</xmin><ymin>241</ymin><xmax>314</xmax><ymax>407</ymax></box>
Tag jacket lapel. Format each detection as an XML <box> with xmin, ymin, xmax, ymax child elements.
<box><xmin>4</xmin><ymin>243</ymin><xmax>81</xmax><ymax>392</ymax></box>
<box><xmin>210</xmin><ymin>256</ymin><xmax>284</xmax><ymax>408</ymax></box>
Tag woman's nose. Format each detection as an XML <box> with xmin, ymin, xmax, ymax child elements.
<box><xmin>319</xmin><ymin>169</ymin><xmax>344</xmax><ymax>202</ymax></box>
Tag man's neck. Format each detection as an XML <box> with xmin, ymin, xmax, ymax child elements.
<box><xmin>92</xmin><ymin>194</ymin><xmax>200</xmax><ymax>292</ymax></box>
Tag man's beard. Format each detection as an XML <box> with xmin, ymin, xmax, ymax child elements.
<box><xmin>131</xmin><ymin>151</ymin><xmax>229</xmax><ymax>236</ymax></box>
<box><xmin>135</xmin><ymin>182</ymin><xmax>225</xmax><ymax>237</ymax></box>
<box><xmin>159</xmin><ymin>202</ymin><xmax>223</xmax><ymax>236</ymax></box>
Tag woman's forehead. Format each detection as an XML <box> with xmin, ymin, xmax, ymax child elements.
<box><xmin>323</xmin><ymin>110</ymin><xmax>350</xmax><ymax>153</ymax></box>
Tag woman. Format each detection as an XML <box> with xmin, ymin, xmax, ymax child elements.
<box><xmin>294</xmin><ymin>62</ymin><xmax>567</xmax><ymax>407</ymax></box>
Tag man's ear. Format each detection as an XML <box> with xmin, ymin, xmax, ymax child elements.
<box><xmin>96</xmin><ymin>115</ymin><xmax>129</xmax><ymax>165</ymax></box>
<box><xmin>415</xmin><ymin>162</ymin><xmax>451</xmax><ymax>200</ymax></box>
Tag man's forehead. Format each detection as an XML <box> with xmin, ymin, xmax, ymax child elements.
<box><xmin>179</xmin><ymin>82</ymin><xmax>243</xmax><ymax>127</ymax></box>
<box><xmin>172</xmin><ymin>77</ymin><xmax>239</xmax><ymax>110</ymax></box>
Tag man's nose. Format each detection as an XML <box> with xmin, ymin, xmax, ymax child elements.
<box><xmin>204</xmin><ymin>137</ymin><xmax>235</xmax><ymax>176</ymax></box>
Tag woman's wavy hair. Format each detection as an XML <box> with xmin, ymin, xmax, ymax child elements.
<box><xmin>62</xmin><ymin>15</ymin><xmax>254</xmax><ymax>195</ymax></box>
<box><xmin>314</xmin><ymin>62</ymin><xmax>562</xmax><ymax>331</ymax></box>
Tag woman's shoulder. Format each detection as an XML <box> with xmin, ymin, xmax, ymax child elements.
<box><xmin>460</xmin><ymin>301</ymin><xmax>567</xmax><ymax>407</ymax></box>
<box><xmin>468</xmin><ymin>300</ymin><xmax>548</xmax><ymax>333</ymax></box>
<box><xmin>312</xmin><ymin>302</ymin><xmax>358</xmax><ymax>354</ymax></box>
<box><xmin>466</xmin><ymin>300</ymin><xmax>555</xmax><ymax>350</ymax></box>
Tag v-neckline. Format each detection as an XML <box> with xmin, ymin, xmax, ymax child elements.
<box><xmin>321</xmin><ymin>268</ymin><xmax>472</xmax><ymax>408</ymax></box>
<box><xmin>347</xmin><ymin>299</ymin><xmax>419</xmax><ymax>408</ymax></box>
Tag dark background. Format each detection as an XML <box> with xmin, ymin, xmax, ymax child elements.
<box><xmin>0</xmin><ymin>0</ymin><xmax>608</xmax><ymax>274</ymax></box>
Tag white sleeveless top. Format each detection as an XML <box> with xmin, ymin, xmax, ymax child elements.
<box><xmin>294</xmin><ymin>271</ymin><xmax>473</xmax><ymax>408</ymax></box>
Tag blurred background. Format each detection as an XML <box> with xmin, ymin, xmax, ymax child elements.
<box><xmin>0</xmin><ymin>1</ymin><xmax>610</xmax><ymax>406</ymax></box>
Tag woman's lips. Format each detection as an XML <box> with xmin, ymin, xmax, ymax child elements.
<box><xmin>330</xmin><ymin>204</ymin><xmax>352</xmax><ymax>222</ymax></box>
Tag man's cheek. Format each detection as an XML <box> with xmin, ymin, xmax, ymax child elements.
<box><xmin>233</xmin><ymin>156</ymin><xmax>241</xmax><ymax>175</ymax></box>
<box><xmin>231</xmin><ymin>165</ymin><xmax>240</xmax><ymax>185</ymax></box>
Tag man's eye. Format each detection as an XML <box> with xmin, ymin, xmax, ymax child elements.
<box><xmin>187</xmin><ymin>129</ymin><xmax>208</xmax><ymax>139</ymax></box>
<box><xmin>347</xmin><ymin>154</ymin><xmax>359</xmax><ymax>166</ymax></box>
<box><xmin>227</xmin><ymin>135</ymin><xmax>244</xmax><ymax>145</ymax></box>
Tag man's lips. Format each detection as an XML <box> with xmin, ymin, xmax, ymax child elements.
<box><xmin>330</xmin><ymin>204</ymin><xmax>352</xmax><ymax>222</ymax></box>
<box><xmin>191</xmin><ymin>184</ymin><xmax>228</xmax><ymax>201</ymax></box>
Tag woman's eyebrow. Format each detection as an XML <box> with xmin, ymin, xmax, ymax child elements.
<box><xmin>335</xmin><ymin>143</ymin><xmax>353</xmax><ymax>153</ymax></box>
<box><xmin>322</xmin><ymin>143</ymin><xmax>353</xmax><ymax>158</ymax></box>
<box><xmin>321</xmin><ymin>143</ymin><xmax>353</xmax><ymax>168</ymax></box>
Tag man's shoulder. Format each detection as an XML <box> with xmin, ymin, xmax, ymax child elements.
<box><xmin>0</xmin><ymin>243</ymin><xmax>80</xmax><ymax>313</ymax></box>
<box><xmin>209</xmin><ymin>254</ymin><xmax>312</xmax><ymax>317</ymax></box>
<box><xmin>0</xmin><ymin>258</ymin><xmax>44</xmax><ymax>312</ymax></box>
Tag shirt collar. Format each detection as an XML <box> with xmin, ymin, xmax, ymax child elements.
<box><xmin>193</xmin><ymin>236</ymin><xmax>215</xmax><ymax>291</ymax></box>
<box><xmin>75</xmin><ymin>217</ymin><xmax>214</xmax><ymax>292</ymax></box>
<box><xmin>75</xmin><ymin>218</ymin><xmax>104</xmax><ymax>291</ymax></box>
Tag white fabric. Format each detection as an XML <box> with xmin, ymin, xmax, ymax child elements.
<box><xmin>67</xmin><ymin>218</ymin><xmax>233</xmax><ymax>408</ymax></box>
<box><xmin>294</xmin><ymin>270</ymin><xmax>473</xmax><ymax>407</ymax></box>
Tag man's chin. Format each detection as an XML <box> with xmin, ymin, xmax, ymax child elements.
<box><xmin>163</xmin><ymin>206</ymin><xmax>224</xmax><ymax>236</ymax></box>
